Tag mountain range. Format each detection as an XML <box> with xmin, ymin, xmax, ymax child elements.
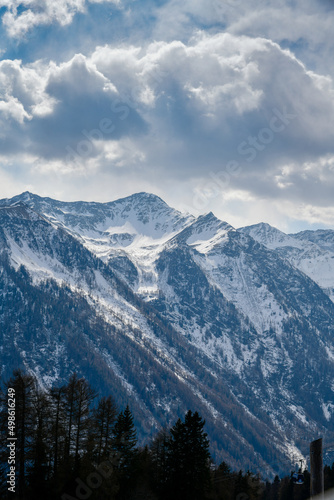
<box><xmin>0</xmin><ymin>191</ymin><xmax>333</xmax><ymax>476</ymax></box>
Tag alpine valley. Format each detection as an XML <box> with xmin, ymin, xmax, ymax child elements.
<box><xmin>0</xmin><ymin>192</ymin><xmax>333</xmax><ymax>476</ymax></box>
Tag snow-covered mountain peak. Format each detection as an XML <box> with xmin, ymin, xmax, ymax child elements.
<box><xmin>0</xmin><ymin>201</ymin><xmax>44</xmax><ymax>223</ymax></box>
<box><xmin>293</xmin><ymin>229</ymin><xmax>334</xmax><ymax>253</ymax></box>
<box><xmin>0</xmin><ymin>192</ymin><xmax>193</xmax><ymax>243</ymax></box>
<box><xmin>0</xmin><ymin>191</ymin><xmax>46</xmax><ymax>209</ymax></box>
<box><xmin>164</xmin><ymin>211</ymin><xmax>234</xmax><ymax>255</ymax></box>
<box><xmin>20</xmin><ymin>191</ymin><xmax>33</xmax><ymax>203</ymax></box>
<box><xmin>109</xmin><ymin>192</ymin><xmax>169</xmax><ymax>211</ymax></box>
<box><xmin>239</xmin><ymin>222</ymin><xmax>334</xmax><ymax>302</ymax></box>
<box><xmin>7</xmin><ymin>191</ymin><xmax>31</xmax><ymax>205</ymax></box>
<box><xmin>104</xmin><ymin>192</ymin><xmax>194</xmax><ymax>239</ymax></box>
<box><xmin>238</xmin><ymin>222</ymin><xmax>303</xmax><ymax>250</ymax></box>
<box><xmin>188</xmin><ymin>212</ymin><xmax>233</xmax><ymax>233</ymax></box>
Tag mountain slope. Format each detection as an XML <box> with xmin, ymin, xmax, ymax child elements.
<box><xmin>0</xmin><ymin>202</ymin><xmax>283</xmax><ymax>472</ymax></box>
<box><xmin>0</xmin><ymin>193</ymin><xmax>333</xmax><ymax>475</ymax></box>
<box><xmin>239</xmin><ymin>222</ymin><xmax>334</xmax><ymax>301</ymax></box>
<box><xmin>153</xmin><ymin>213</ymin><xmax>334</xmax><ymax>456</ymax></box>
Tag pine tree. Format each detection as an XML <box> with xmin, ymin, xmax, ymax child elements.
<box><xmin>112</xmin><ymin>405</ymin><xmax>137</xmax><ymax>470</ymax></box>
<box><xmin>110</xmin><ymin>405</ymin><xmax>138</xmax><ymax>499</ymax></box>
<box><xmin>165</xmin><ymin>410</ymin><xmax>211</xmax><ymax>500</ymax></box>
<box><xmin>211</xmin><ymin>461</ymin><xmax>234</xmax><ymax>500</ymax></box>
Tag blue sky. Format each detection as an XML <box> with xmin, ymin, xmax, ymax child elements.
<box><xmin>1</xmin><ymin>0</ymin><xmax>334</xmax><ymax>232</ymax></box>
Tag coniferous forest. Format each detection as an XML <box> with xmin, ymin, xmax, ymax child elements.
<box><xmin>1</xmin><ymin>371</ymin><xmax>334</xmax><ymax>500</ymax></box>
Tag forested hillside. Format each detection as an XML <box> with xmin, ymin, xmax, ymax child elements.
<box><xmin>1</xmin><ymin>371</ymin><xmax>334</xmax><ymax>500</ymax></box>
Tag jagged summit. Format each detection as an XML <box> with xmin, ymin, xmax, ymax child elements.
<box><xmin>168</xmin><ymin>211</ymin><xmax>233</xmax><ymax>254</ymax></box>
<box><xmin>0</xmin><ymin>201</ymin><xmax>44</xmax><ymax>222</ymax></box>
<box><xmin>195</xmin><ymin>211</ymin><xmax>232</xmax><ymax>228</ymax></box>
<box><xmin>293</xmin><ymin>228</ymin><xmax>334</xmax><ymax>252</ymax></box>
<box><xmin>0</xmin><ymin>191</ymin><xmax>189</xmax><ymax>232</ymax></box>
<box><xmin>0</xmin><ymin>191</ymin><xmax>34</xmax><ymax>206</ymax></box>
<box><xmin>239</xmin><ymin>221</ymin><xmax>282</xmax><ymax>236</ymax></box>
<box><xmin>0</xmin><ymin>193</ymin><xmax>195</xmax><ymax>265</ymax></box>
<box><xmin>108</xmin><ymin>191</ymin><xmax>169</xmax><ymax>207</ymax></box>
<box><xmin>2</xmin><ymin>191</ymin><xmax>173</xmax><ymax>211</ymax></box>
<box><xmin>238</xmin><ymin>221</ymin><xmax>302</xmax><ymax>249</ymax></box>
<box><xmin>105</xmin><ymin>192</ymin><xmax>190</xmax><ymax>231</ymax></box>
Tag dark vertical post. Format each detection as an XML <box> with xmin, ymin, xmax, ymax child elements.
<box><xmin>310</xmin><ymin>438</ymin><xmax>324</xmax><ymax>498</ymax></box>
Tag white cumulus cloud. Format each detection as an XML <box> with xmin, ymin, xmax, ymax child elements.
<box><xmin>0</xmin><ymin>0</ymin><xmax>120</xmax><ymax>37</ymax></box>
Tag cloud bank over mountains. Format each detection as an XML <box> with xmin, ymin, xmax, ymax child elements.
<box><xmin>0</xmin><ymin>0</ymin><xmax>333</xmax><ymax>230</ymax></box>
